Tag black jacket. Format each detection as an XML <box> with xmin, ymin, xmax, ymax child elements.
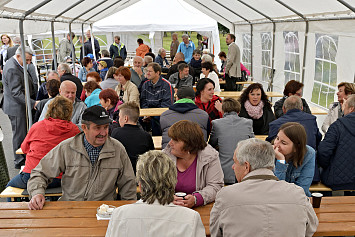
<box><xmin>111</xmin><ymin>124</ymin><xmax>154</xmax><ymax>173</ymax></box>
<box><xmin>239</xmin><ymin>103</ymin><xmax>275</xmax><ymax>135</ymax></box>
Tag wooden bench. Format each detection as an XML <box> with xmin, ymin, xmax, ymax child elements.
<box><xmin>0</xmin><ymin>187</ymin><xmax>62</xmax><ymax>201</ymax></box>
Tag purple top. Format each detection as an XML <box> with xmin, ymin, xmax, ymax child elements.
<box><xmin>175</xmin><ymin>156</ymin><xmax>204</xmax><ymax>207</ymax></box>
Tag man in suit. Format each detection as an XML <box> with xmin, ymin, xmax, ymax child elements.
<box><xmin>225</xmin><ymin>33</ymin><xmax>241</xmax><ymax>91</ymax></box>
<box><xmin>1</xmin><ymin>46</ymin><xmax>38</xmax><ymax>168</ymax></box>
<box><xmin>5</xmin><ymin>36</ymin><xmax>20</xmax><ymax>62</ymax></box>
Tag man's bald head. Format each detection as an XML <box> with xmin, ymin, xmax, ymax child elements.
<box><xmin>174</xmin><ymin>52</ymin><xmax>185</xmax><ymax>62</ymax></box>
<box><xmin>59</xmin><ymin>81</ymin><xmax>77</xmax><ymax>103</ymax></box>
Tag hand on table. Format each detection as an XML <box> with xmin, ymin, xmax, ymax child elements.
<box><xmin>28</xmin><ymin>194</ymin><xmax>45</xmax><ymax>210</ymax></box>
<box><xmin>173</xmin><ymin>194</ymin><xmax>195</xmax><ymax>208</ymax></box>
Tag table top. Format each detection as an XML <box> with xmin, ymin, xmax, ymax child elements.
<box><xmin>219</xmin><ymin>80</ymin><xmax>255</xmax><ymax>85</ymax></box>
<box><xmin>1</xmin><ymin>196</ymin><xmax>355</xmax><ymax>236</ymax></box>
<box><xmin>215</xmin><ymin>91</ymin><xmax>283</xmax><ymax>98</ymax></box>
<box><xmin>140</xmin><ymin>107</ymin><xmax>169</xmax><ymax>117</ymax></box>
<box><xmin>309</xmin><ymin>105</ymin><xmax>328</xmax><ymax>115</ymax></box>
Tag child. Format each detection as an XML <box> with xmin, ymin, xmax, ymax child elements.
<box><xmin>98</xmin><ymin>60</ymin><xmax>108</xmax><ymax>81</ymax></box>
<box><xmin>189</xmin><ymin>49</ymin><xmax>202</xmax><ymax>82</ymax></box>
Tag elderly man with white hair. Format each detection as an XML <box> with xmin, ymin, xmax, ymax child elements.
<box><xmin>130</xmin><ymin>56</ymin><xmax>145</xmax><ymax>88</ymax></box>
<box><xmin>210</xmin><ymin>138</ymin><xmax>318</xmax><ymax>237</ymax></box>
<box><xmin>177</xmin><ymin>34</ymin><xmax>195</xmax><ymax>64</ymax></box>
<box><xmin>1</xmin><ymin>46</ymin><xmax>39</xmax><ymax>168</ymax></box>
<box><xmin>155</xmin><ymin>48</ymin><xmax>170</xmax><ymax>73</ymax></box>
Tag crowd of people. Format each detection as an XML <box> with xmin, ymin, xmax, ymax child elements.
<box><xmin>1</xmin><ymin>31</ymin><xmax>355</xmax><ymax>237</ymax></box>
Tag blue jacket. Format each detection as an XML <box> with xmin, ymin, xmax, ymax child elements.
<box><xmin>140</xmin><ymin>77</ymin><xmax>173</xmax><ymax>108</ymax></box>
<box><xmin>267</xmin><ymin>109</ymin><xmax>322</xmax><ymax>150</ymax></box>
<box><xmin>274</xmin><ymin>145</ymin><xmax>315</xmax><ymax>197</ymax></box>
<box><xmin>155</xmin><ymin>54</ymin><xmax>169</xmax><ymax>69</ymax></box>
<box><xmin>177</xmin><ymin>41</ymin><xmax>195</xmax><ymax>63</ymax></box>
<box><xmin>85</xmin><ymin>88</ymin><xmax>102</xmax><ymax>108</ymax></box>
<box><xmin>318</xmin><ymin>112</ymin><xmax>355</xmax><ymax>190</ymax></box>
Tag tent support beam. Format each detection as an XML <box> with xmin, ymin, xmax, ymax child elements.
<box><xmin>24</xmin><ymin>0</ymin><xmax>52</xmax><ymax>17</ymax></box>
<box><xmin>54</xmin><ymin>0</ymin><xmax>85</xmax><ymax>19</ymax></box>
<box><xmin>275</xmin><ymin>0</ymin><xmax>308</xmax><ymax>85</ymax></box>
<box><xmin>250</xmin><ymin>24</ymin><xmax>253</xmax><ymax>78</ymax></box>
<box><xmin>20</xmin><ymin>0</ymin><xmax>53</xmax><ymax>129</ymax></box>
<box><xmin>69</xmin><ymin>23</ymin><xmax>76</xmax><ymax>72</ymax></box>
<box><xmin>71</xmin><ymin>0</ymin><xmax>108</xmax><ymax>22</ymax></box>
<box><xmin>51</xmin><ymin>21</ymin><xmax>57</xmax><ymax>71</ymax></box>
<box><xmin>192</xmin><ymin>0</ymin><xmax>233</xmax><ymax>27</ymax></box>
<box><xmin>212</xmin><ymin>0</ymin><xmax>250</xmax><ymax>23</ymax></box>
<box><xmin>90</xmin><ymin>24</ymin><xmax>96</xmax><ymax>61</ymax></box>
<box><xmin>337</xmin><ymin>0</ymin><xmax>355</xmax><ymax>13</ymax></box>
<box><xmin>81</xmin><ymin>24</ymin><xmax>85</xmax><ymax>59</ymax></box>
<box><xmin>85</xmin><ymin>0</ymin><xmax>123</xmax><ymax>22</ymax></box>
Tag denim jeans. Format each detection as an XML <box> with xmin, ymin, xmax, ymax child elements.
<box><xmin>6</xmin><ymin>172</ymin><xmax>61</xmax><ymax>202</ymax></box>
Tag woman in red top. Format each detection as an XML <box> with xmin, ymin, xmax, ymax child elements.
<box><xmin>6</xmin><ymin>96</ymin><xmax>80</xmax><ymax>191</ymax></box>
<box><xmin>194</xmin><ymin>78</ymin><xmax>223</xmax><ymax>121</ymax></box>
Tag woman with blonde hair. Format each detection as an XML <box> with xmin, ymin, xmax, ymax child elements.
<box><xmin>0</xmin><ymin>34</ymin><xmax>13</xmax><ymax>71</ymax></box>
<box><xmin>106</xmin><ymin>150</ymin><xmax>205</xmax><ymax>237</ymax></box>
<box><xmin>6</xmin><ymin>96</ymin><xmax>80</xmax><ymax>192</ymax></box>
<box><xmin>273</xmin><ymin>122</ymin><xmax>315</xmax><ymax>197</ymax></box>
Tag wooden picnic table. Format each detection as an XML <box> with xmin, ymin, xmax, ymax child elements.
<box><xmin>219</xmin><ymin>80</ymin><xmax>254</xmax><ymax>85</ymax></box>
<box><xmin>309</xmin><ymin>106</ymin><xmax>328</xmax><ymax>115</ymax></box>
<box><xmin>0</xmin><ymin>196</ymin><xmax>355</xmax><ymax>236</ymax></box>
<box><xmin>215</xmin><ymin>91</ymin><xmax>283</xmax><ymax>98</ymax></box>
<box><xmin>139</xmin><ymin>107</ymin><xmax>169</xmax><ymax>117</ymax></box>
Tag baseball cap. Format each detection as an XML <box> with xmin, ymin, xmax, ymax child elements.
<box><xmin>81</xmin><ymin>105</ymin><xmax>112</xmax><ymax>125</ymax></box>
<box><xmin>86</xmin><ymin>53</ymin><xmax>94</xmax><ymax>59</ymax></box>
<box><xmin>177</xmin><ymin>86</ymin><xmax>195</xmax><ymax>100</ymax></box>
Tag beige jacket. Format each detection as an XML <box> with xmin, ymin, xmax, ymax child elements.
<box><xmin>28</xmin><ymin>133</ymin><xmax>137</xmax><ymax>201</ymax></box>
<box><xmin>163</xmin><ymin>144</ymin><xmax>224</xmax><ymax>205</ymax></box>
<box><xmin>225</xmin><ymin>42</ymin><xmax>241</xmax><ymax>78</ymax></box>
<box><xmin>210</xmin><ymin>169</ymin><xmax>319</xmax><ymax>237</ymax></box>
<box><xmin>105</xmin><ymin>200</ymin><xmax>205</xmax><ymax>237</ymax></box>
<box><xmin>115</xmin><ymin>80</ymin><xmax>140</xmax><ymax>104</ymax></box>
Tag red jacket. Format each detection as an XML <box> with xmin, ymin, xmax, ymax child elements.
<box><xmin>195</xmin><ymin>95</ymin><xmax>223</xmax><ymax>122</ymax></box>
<box><xmin>21</xmin><ymin>117</ymin><xmax>80</xmax><ymax>177</ymax></box>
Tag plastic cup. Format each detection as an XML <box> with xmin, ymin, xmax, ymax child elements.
<box><xmin>312</xmin><ymin>192</ymin><xmax>323</xmax><ymax>208</ymax></box>
<box><xmin>175</xmin><ymin>192</ymin><xmax>187</xmax><ymax>199</ymax></box>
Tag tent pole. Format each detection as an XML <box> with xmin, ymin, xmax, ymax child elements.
<box><xmin>269</xmin><ymin>22</ymin><xmax>276</xmax><ymax>92</ymax></box>
<box><xmin>81</xmin><ymin>24</ymin><xmax>85</xmax><ymax>60</ymax></box>
<box><xmin>90</xmin><ymin>24</ymin><xmax>96</xmax><ymax>61</ymax></box>
<box><xmin>51</xmin><ymin>21</ymin><xmax>57</xmax><ymax>71</ymax></box>
<box><xmin>250</xmin><ymin>24</ymin><xmax>253</xmax><ymax>79</ymax></box>
<box><xmin>69</xmin><ymin>23</ymin><xmax>76</xmax><ymax>74</ymax></box>
<box><xmin>19</xmin><ymin>19</ymin><xmax>33</xmax><ymax>129</ymax></box>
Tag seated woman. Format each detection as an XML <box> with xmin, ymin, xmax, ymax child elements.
<box><xmin>194</xmin><ymin>78</ymin><xmax>223</xmax><ymax>122</ymax></box>
<box><xmin>114</xmin><ymin>66</ymin><xmax>140</xmax><ymax>104</ymax></box>
<box><xmin>100</xmin><ymin>66</ymin><xmax>118</xmax><ymax>90</ymax></box>
<box><xmin>238</xmin><ymin>83</ymin><xmax>275</xmax><ymax>135</ymax></box>
<box><xmin>80</xmin><ymin>71</ymin><xmax>102</xmax><ymax>101</ymax></box>
<box><xmin>78</xmin><ymin>57</ymin><xmax>95</xmax><ymax>82</ymax></box>
<box><xmin>6</xmin><ymin>96</ymin><xmax>80</xmax><ymax>190</ymax></box>
<box><xmin>273</xmin><ymin>122</ymin><xmax>315</xmax><ymax>197</ymax></box>
<box><xmin>322</xmin><ymin>82</ymin><xmax>355</xmax><ymax>133</ymax></box>
<box><xmin>99</xmin><ymin>88</ymin><xmax>122</xmax><ymax>121</ymax></box>
<box><xmin>200</xmin><ymin>61</ymin><xmax>221</xmax><ymax>92</ymax></box>
<box><xmin>163</xmin><ymin>120</ymin><xmax>224</xmax><ymax>208</ymax></box>
<box><xmin>273</xmin><ymin>80</ymin><xmax>311</xmax><ymax>119</ymax></box>
<box><xmin>106</xmin><ymin>150</ymin><xmax>205</xmax><ymax>237</ymax></box>
<box><xmin>84</xmin><ymin>81</ymin><xmax>102</xmax><ymax>107</ymax></box>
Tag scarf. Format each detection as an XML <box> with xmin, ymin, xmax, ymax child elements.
<box><xmin>244</xmin><ymin>100</ymin><xmax>264</xmax><ymax>119</ymax></box>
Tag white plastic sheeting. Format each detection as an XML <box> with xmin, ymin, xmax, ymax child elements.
<box><xmin>93</xmin><ymin>0</ymin><xmax>221</xmax><ymax>57</ymax></box>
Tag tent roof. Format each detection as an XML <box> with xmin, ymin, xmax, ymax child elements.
<box><xmin>1</xmin><ymin>0</ymin><xmax>355</xmax><ymax>34</ymax></box>
<box><xmin>93</xmin><ymin>0</ymin><xmax>217</xmax><ymax>32</ymax></box>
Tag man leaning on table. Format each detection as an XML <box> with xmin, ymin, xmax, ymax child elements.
<box><xmin>210</xmin><ymin>138</ymin><xmax>318</xmax><ymax>237</ymax></box>
<box><xmin>27</xmin><ymin>106</ymin><xmax>137</xmax><ymax>210</ymax></box>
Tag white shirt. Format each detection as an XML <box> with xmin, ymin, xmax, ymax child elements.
<box><xmin>200</xmin><ymin>71</ymin><xmax>221</xmax><ymax>92</ymax></box>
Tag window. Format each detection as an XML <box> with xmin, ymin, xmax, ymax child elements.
<box><xmin>32</xmin><ymin>38</ymin><xmax>58</xmax><ymax>71</ymax></box>
<box><xmin>284</xmin><ymin>31</ymin><xmax>300</xmax><ymax>83</ymax></box>
<box><xmin>311</xmin><ymin>34</ymin><xmax>338</xmax><ymax>108</ymax></box>
<box><xmin>242</xmin><ymin>33</ymin><xmax>251</xmax><ymax>71</ymax></box>
<box><xmin>261</xmin><ymin>32</ymin><xmax>272</xmax><ymax>82</ymax></box>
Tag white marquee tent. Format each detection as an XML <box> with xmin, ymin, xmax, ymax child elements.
<box><xmin>92</xmin><ymin>0</ymin><xmax>220</xmax><ymax>56</ymax></box>
<box><xmin>1</xmin><ymin>0</ymin><xmax>355</xmax><ymax>127</ymax></box>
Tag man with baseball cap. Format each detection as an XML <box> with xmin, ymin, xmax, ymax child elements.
<box><xmin>27</xmin><ymin>105</ymin><xmax>137</xmax><ymax>210</ymax></box>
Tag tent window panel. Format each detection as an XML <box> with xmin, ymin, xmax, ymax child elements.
<box><xmin>312</xmin><ymin>34</ymin><xmax>338</xmax><ymax>108</ymax></box>
<box><xmin>283</xmin><ymin>31</ymin><xmax>301</xmax><ymax>84</ymax></box>
<box><xmin>242</xmin><ymin>33</ymin><xmax>251</xmax><ymax>71</ymax></box>
<box><xmin>32</xmin><ymin>38</ymin><xmax>59</xmax><ymax>70</ymax></box>
<box><xmin>261</xmin><ymin>32</ymin><xmax>272</xmax><ymax>82</ymax></box>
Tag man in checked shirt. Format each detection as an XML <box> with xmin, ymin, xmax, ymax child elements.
<box><xmin>28</xmin><ymin>105</ymin><xmax>136</xmax><ymax>210</ymax></box>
